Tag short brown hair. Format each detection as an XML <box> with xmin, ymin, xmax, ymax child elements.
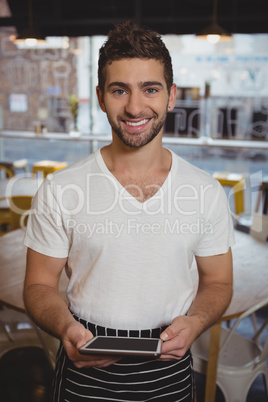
<box><xmin>98</xmin><ymin>21</ymin><xmax>174</xmax><ymax>94</ymax></box>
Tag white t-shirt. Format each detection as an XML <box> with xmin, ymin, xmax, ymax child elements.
<box><xmin>24</xmin><ymin>149</ymin><xmax>235</xmax><ymax>330</ymax></box>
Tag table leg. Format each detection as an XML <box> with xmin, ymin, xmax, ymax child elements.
<box><xmin>204</xmin><ymin>321</ymin><xmax>221</xmax><ymax>402</ymax></box>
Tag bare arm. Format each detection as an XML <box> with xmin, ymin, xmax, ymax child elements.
<box><xmin>24</xmin><ymin>248</ymin><xmax>119</xmax><ymax>367</ymax></box>
<box><xmin>160</xmin><ymin>248</ymin><xmax>233</xmax><ymax>359</ymax></box>
<box><xmin>24</xmin><ymin>248</ymin><xmax>71</xmax><ymax>337</ymax></box>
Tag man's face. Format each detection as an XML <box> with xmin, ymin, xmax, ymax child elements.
<box><xmin>97</xmin><ymin>58</ymin><xmax>176</xmax><ymax>148</ymax></box>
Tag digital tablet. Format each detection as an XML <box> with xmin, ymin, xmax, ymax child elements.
<box><xmin>79</xmin><ymin>336</ymin><xmax>162</xmax><ymax>358</ymax></box>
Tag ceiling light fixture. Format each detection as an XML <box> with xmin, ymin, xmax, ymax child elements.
<box><xmin>196</xmin><ymin>0</ymin><xmax>232</xmax><ymax>44</ymax></box>
<box><xmin>13</xmin><ymin>0</ymin><xmax>46</xmax><ymax>47</ymax></box>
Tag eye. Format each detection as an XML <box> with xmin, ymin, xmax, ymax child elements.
<box><xmin>113</xmin><ymin>89</ymin><xmax>126</xmax><ymax>95</ymax></box>
<box><xmin>145</xmin><ymin>88</ymin><xmax>158</xmax><ymax>94</ymax></box>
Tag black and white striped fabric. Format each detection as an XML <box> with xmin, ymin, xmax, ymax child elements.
<box><xmin>52</xmin><ymin>315</ymin><xmax>194</xmax><ymax>401</ymax></box>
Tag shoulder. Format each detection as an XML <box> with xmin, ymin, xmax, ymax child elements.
<box><xmin>46</xmin><ymin>151</ymin><xmax>99</xmax><ymax>186</ymax></box>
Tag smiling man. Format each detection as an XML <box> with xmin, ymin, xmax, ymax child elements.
<box><xmin>97</xmin><ymin>58</ymin><xmax>174</xmax><ymax>149</ymax></box>
<box><xmin>24</xmin><ymin>22</ymin><xmax>234</xmax><ymax>401</ymax></box>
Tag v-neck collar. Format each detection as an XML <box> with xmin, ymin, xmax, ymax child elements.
<box><xmin>95</xmin><ymin>148</ymin><xmax>175</xmax><ymax>210</ymax></box>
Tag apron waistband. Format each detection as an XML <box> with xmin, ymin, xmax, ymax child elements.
<box><xmin>72</xmin><ymin>313</ymin><xmax>168</xmax><ymax>339</ymax></box>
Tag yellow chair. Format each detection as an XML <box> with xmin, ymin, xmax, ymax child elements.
<box><xmin>0</xmin><ymin>169</ymin><xmax>13</xmax><ymax>233</ymax></box>
<box><xmin>9</xmin><ymin>195</ymin><xmax>33</xmax><ymax>230</ymax></box>
<box><xmin>0</xmin><ymin>195</ymin><xmax>33</xmax><ymax>235</ymax></box>
<box><xmin>32</xmin><ymin>160</ymin><xmax>67</xmax><ymax>178</ymax></box>
<box><xmin>0</xmin><ymin>165</ymin><xmax>14</xmax><ymax>178</ymax></box>
<box><xmin>0</xmin><ymin>208</ymin><xmax>11</xmax><ymax>235</ymax></box>
<box><xmin>213</xmin><ymin>172</ymin><xmax>245</xmax><ymax>215</ymax></box>
<box><xmin>0</xmin><ymin>160</ymin><xmax>29</xmax><ymax>176</ymax></box>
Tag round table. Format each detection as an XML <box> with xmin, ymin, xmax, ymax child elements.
<box><xmin>0</xmin><ymin>229</ymin><xmax>68</xmax><ymax>312</ymax></box>
<box><xmin>190</xmin><ymin>228</ymin><xmax>268</xmax><ymax>316</ymax></box>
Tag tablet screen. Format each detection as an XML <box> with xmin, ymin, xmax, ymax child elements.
<box><xmin>87</xmin><ymin>337</ymin><xmax>159</xmax><ymax>351</ymax></box>
<box><xmin>79</xmin><ymin>336</ymin><xmax>162</xmax><ymax>357</ymax></box>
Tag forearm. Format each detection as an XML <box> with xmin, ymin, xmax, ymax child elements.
<box><xmin>187</xmin><ymin>281</ymin><xmax>233</xmax><ymax>337</ymax></box>
<box><xmin>24</xmin><ymin>283</ymin><xmax>121</xmax><ymax>368</ymax></box>
<box><xmin>187</xmin><ymin>248</ymin><xmax>233</xmax><ymax>337</ymax></box>
<box><xmin>23</xmin><ymin>249</ymin><xmax>118</xmax><ymax>368</ymax></box>
<box><xmin>24</xmin><ymin>283</ymin><xmax>75</xmax><ymax>340</ymax></box>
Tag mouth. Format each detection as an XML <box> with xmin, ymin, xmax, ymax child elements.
<box><xmin>122</xmin><ymin>118</ymin><xmax>152</xmax><ymax>132</ymax></box>
<box><xmin>124</xmin><ymin>118</ymin><xmax>150</xmax><ymax>127</ymax></box>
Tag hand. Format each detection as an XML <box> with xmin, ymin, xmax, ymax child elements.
<box><xmin>62</xmin><ymin>321</ymin><xmax>120</xmax><ymax>368</ymax></box>
<box><xmin>159</xmin><ymin>315</ymin><xmax>200</xmax><ymax>360</ymax></box>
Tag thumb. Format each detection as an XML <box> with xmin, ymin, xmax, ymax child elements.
<box><xmin>160</xmin><ymin>317</ymin><xmax>185</xmax><ymax>341</ymax></box>
<box><xmin>160</xmin><ymin>325</ymin><xmax>176</xmax><ymax>342</ymax></box>
<box><xmin>66</xmin><ymin>322</ymin><xmax>93</xmax><ymax>349</ymax></box>
<box><xmin>75</xmin><ymin>328</ymin><xmax>93</xmax><ymax>349</ymax></box>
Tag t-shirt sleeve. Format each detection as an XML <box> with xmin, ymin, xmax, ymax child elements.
<box><xmin>194</xmin><ymin>180</ymin><xmax>235</xmax><ymax>257</ymax></box>
<box><xmin>24</xmin><ymin>177</ymin><xmax>69</xmax><ymax>258</ymax></box>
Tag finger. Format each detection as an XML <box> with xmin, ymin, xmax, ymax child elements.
<box><xmin>161</xmin><ymin>335</ymin><xmax>185</xmax><ymax>354</ymax></box>
<box><xmin>159</xmin><ymin>355</ymin><xmax>181</xmax><ymax>361</ymax></box>
<box><xmin>76</xmin><ymin>331</ymin><xmax>93</xmax><ymax>350</ymax></box>
<box><xmin>160</xmin><ymin>324</ymin><xmax>181</xmax><ymax>342</ymax></box>
<box><xmin>94</xmin><ymin>357</ymin><xmax>121</xmax><ymax>367</ymax></box>
<box><xmin>160</xmin><ymin>327</ymin><xmax>173</xmax><ymax>342</ymax></box>
<box><xmin>158</xmin><ymin>353</ymin><xmax>182</xmax><ymax>361</ymax></box>
<box><xmin>74</xmin><ymin>356</ymin><xmax>121</xmax><ymax>368</ymax></box>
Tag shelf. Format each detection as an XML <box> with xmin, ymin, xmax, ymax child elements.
<box><xmin>1</xmin><ymin>130</ymin><xmax>268</xmax><ymax>150</ymax></box>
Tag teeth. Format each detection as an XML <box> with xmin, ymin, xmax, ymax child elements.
<box><xmin>125</xmin><ymin>119</ymin><xmax>149</xmax><ymax>127</ymax></box>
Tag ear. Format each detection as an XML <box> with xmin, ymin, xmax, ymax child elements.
<box><xmin>168</xmin><ymin>84</ymin><xmax>177</xmax><ymax>111</ymax></box>
<box><xmin>96</xmin><ymin>86</ymin><xmax>106</xmax><ymax>113</ymax></box>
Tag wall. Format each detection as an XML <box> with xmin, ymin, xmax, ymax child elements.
<box><xmin>0</xmin><ymin>27</ymin><xmax>79</xmax><ymax>133</ymax></box>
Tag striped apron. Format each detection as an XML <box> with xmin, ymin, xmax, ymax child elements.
<box><xmin>52</xmin><ymin>314</ymin><xmax>195</xmax><ymax>401</ymax></box>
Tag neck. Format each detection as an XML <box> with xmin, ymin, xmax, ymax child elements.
<box><xmin>101</xmin><ymin>135</ymin><xmax>169</xmax><ymax>174</ymax></box>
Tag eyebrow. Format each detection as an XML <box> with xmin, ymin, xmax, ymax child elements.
<box><xmin>107</xmin><ymin>81</ymin><xmax>164</xmax><ymax>90</ymax></box>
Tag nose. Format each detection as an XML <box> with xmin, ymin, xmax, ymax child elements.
<box><xmin>124</xmin><ymin>91</ymin><xmax>144</xmax><ymax>117</ymax></box>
